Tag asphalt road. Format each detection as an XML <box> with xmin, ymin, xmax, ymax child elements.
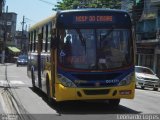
<box><xmin>0</xmin><ymin>63</ymin><xmax>160</xmax><ymax>120</ymax></box>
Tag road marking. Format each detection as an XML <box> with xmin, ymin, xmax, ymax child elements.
<box><xmin>0</xmin><ymin>75</ymin><xmax>23</xmax><ymax>78</ymax></box>
<box><xmin>0</xmin><ymin>75</ymin><xmax>5</xmax><ymax>76</ymax></box>
<box><xmin>0</xmin><ymin>80</ymin><xmax>25</xmax><ymax>87</ymax></box>
<box><xmin>9</xmin><ymin>81</ymin><xmax>25</xmax><ymax>84</ymax></box>
<box><xmin>0</xmin><ymin>89</ymin><xmax>20</xmax><ymax>114</ymax></box>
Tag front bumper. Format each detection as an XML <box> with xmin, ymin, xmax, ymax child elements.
<box><xmin>137</xmin><ymin>80</ymin><xmax>159</xmax><ymax>88</ymax></box>
<box><xmin>55</xmin><ymin>81</ymin><xmax>135</xmax><ymax>102</ymax></box>
<box><xmin>17</xmin><ymin>62</ymin><xmax>28</xmax><ymax>65</ymax></box>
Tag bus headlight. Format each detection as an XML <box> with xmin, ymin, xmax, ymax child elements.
<box><xmin>58</xmin><ymin>74</ymin><xmax>76</xmax><ymax>88</ymax></box>
<box><xmin>118</xmin><ymin>73</ymin><xmax>134</xmax><ymax>86</ymax></box>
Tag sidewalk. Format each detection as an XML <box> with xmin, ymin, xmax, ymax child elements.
<box><xmin>0</xmin><ymin>95</ymin><xmax>5</xmax><ymax>114</ymax></box>
<box><xmin>0</xmin><ymin>63</ymin><xmax>15</xmax><ymax>81</ymax></box>
<box><xmin>0</xmin><ymin>64</ymin><xmax>7</xmax><ymax>86</ymax></box>
<box><xmin>0</xmin><ymin>64</ymin><xmax>6</xmax><ymax>114</ymax></box>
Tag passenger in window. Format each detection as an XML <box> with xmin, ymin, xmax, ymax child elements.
<box><xmin>64</xmin><ymin>35</ymin><xmax>72</xmax><ymax>56</ymax></box>
<box><xmin>98</xmin><ymin>39</ymin><xmax>112</xmax><ymax>69</ymax></box>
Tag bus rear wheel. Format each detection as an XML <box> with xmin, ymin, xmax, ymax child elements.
<box><xmin>108</xmin><ymin>99</ymin><xmax>120</xmax><ymax>107</ymax></box>
<box><xmin>141</xmin><ymin>86</ymin><xmax>145</xmax><ymax>89</ymax></box>
<box><xmin>153</xmin><ymin>88</ymin><xmax>158</xmax><ymax>91</ymax></box>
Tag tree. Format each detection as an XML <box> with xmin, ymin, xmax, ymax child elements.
<box><xmin>132</xmin><ymin>0</ymin><xmax>144</xmax><ymax>23</ymax></box>
<box><xmin>54</xmin><ymin>0</ymin><xmax>121</xmax><ymax>10</ymax></box>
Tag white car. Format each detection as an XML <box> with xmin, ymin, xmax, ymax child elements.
<box><xmin>135</xmin><ymin>66</ymin><xmax>160</xmax><ymax>91</ymax></box>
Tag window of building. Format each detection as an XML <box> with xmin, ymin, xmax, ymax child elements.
<box><xmin>145</xmin><ymin>55</ymin><xmax>153</xmax><ymax>68</ymax></box>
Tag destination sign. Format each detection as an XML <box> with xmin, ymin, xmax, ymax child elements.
<box><xmin>56</xmin><ymin>11</ymin><xmax>131</xmax><ymax>28</ymax></box>
<box><xmin>74</xmin><ymin>15</ymin><xmax>113</xmax><ymax>23</ymax></box>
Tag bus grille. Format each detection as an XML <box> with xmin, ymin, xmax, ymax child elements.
<box><xmin>72</xmin><ymin>73</ymin><xmax>121</xmax><ymax>80</ymax></box>
<box><xmin>83</xmin><ymin>89</ymin><xmax>110</xmax><ymax>95</ymax></box>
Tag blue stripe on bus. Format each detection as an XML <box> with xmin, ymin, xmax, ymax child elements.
<box><xmin>57</xmin><ymin>66</ymin><xmax>134</xmax><ymax>87</ymax></box>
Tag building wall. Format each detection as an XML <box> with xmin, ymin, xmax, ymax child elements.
<box><xmin>0</xmin><ymin>12</ymin><xmax>17</xmax><ymax>42</ymax></box>
<box><xmin>121</xmin><ymin>0</ymin><xmax>160</xmax><ymax>77</ymax></box>
<box><xmin>0</xmin><ymin>12</ymin><xmax>17</xmax><ymax>59</ymax></box>
<box><xmin>0</xmin><ymin>12</ymin><xmax>17</xmax><ymax>38</ymax></box>
<box><xmin>0</xmin><ymin>0</ymin><xmax>4</xmax><ymax>14</ymax></box>
<box><xmin>136</xmin><ymin>0</ymin><xmax>160</xmax><ymax>77</ymax></box>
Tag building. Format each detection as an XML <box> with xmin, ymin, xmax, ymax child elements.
<box><xmin>122</xmin><ymin>0</ymin><xmax>160</xmax><ymax>77</ymax></box>
<box><xmin>136</xmin><ymin>0</ymin><xmax>160</xmax><ymax>77</ymax></box>
<box><xmin>0</xmin><ymin>12</ymin><xmax>17</xmax><ymax>48</ymax></box>
<box><xmin>15</xmin><ymin>30</ymin><xmax>28</xmax><ymax>54</ymax></box>
<box><xmin>0</xmin><ymin>12</ymin><xmax>17</xmax><ymax>39</ymax></box>
<box><xmin>0</xmin><ymin>12</ymin><xmax>19</xmax><ymax>62</ymax></box>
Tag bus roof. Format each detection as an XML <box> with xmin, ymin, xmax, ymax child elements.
<box><xmin>58</xmin><ymin>8</ymin><xmax>128</xmax><ymax>14</ymax></box>
<box><xmin>29</xmin><ymin>13</ymin><xmax>56</xmax><ymax>31</ymax></box>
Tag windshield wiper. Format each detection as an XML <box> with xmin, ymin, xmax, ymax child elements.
<box><xmin>99</xmin><ymin>28</ymin><xmax>114</xmax><ymax>49</ymax></box>
<box><xmin>76</xmin><ymin>29</ymin><xmax>87</xmax><ymax>54</ymax></box>
<box><xmin>101</xmin><ymin>29</ymin><xmax>114</xmax><ymax>42</ymax></box>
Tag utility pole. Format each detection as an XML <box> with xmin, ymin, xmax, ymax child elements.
<box><xmin>21</xmin><ymin>15</ymin><xmax>25</xmax><ymax>53</ymax></box>
<box><xmin>0</xmin><ymin>0</ymin><xmax>5</xmax><ymax>14</ymax></box>
<box><xmin>1</xmin><ymin>6</ymin><xmax>8</xmax><ymax>64</ymax></box>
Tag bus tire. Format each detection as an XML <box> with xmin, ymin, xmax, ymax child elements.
<box><xmin>108</xmin><ymin>99</ymin><xmax>120</xmax><ymax>107</ymax></box>
<box><xmin>153</xmin><ymin>88</ymin><xmax>158</xmax><ymax>91</ymax></box>
<box><xmin>31</xmin><ymin>69</ymin><xmax>35</xmax><ymax>88</ymax></box>
<box><xmin>46</xmin><ymin>75</ymin><xmax>52</xmax><ymax>103</ymax></box>
<box><xmin>141</xmin><ymin>86</ymin><xmax>145</xmax><ymax>89</ymax></box>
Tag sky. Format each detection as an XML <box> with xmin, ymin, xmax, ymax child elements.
<box><xmin>5</xmin><ymin>0</ymin><xmax>59</xmax><ymax>30</ymax></box>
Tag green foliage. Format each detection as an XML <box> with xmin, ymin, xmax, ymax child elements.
<box><xmin>54</xmin><ymin>0</ymin><xmax>121</xmax><ymax>10</ymax></box>
<box><xmin>132</xmin><ymin>0</ymin><xmax>144</xmax><ymax>22</ymax></box>
<box><xmin>136</xmin><ymin>0</ymin><xmax>140</xmax><ymax>4</ymax></box>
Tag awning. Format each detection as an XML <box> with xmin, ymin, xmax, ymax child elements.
<box><xmin>8</xmin><ymin>47</ymin><xmax>21</xmax><ymax>53</ymax></box>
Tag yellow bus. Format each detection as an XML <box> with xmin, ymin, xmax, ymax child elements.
<box><xmin>27</xmin><ymin>9</ymin><xmax>135</xmax><ymax>107</ymax></box>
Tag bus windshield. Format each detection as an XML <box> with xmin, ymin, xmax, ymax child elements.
<box><xmin>58</xmin><ymin>29</ymin><xmax>132</xmax><ymax>70</ymax></box>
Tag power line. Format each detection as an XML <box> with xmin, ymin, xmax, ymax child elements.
<box><xmin>38</xmin><ymin>0</ymin><xmax>56</xmax><ymax>6</ymax></box>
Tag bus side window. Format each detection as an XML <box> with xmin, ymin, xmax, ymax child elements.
<box><xmin>47</xmin><ymin>39</ymin><xmax>51</xmax><ymax>52</ymax></box>
<box><xmin>30</xmin><ymin>32</ymin><xmax>33</xmax><ymax>52</ymax></box>
<box><xmin>48</xmin><ymin>22</ymin><xmax>52</xmax><ymax>52</ymax></box>
<box><xmin>45</xmin><ymin>24</ymin><xmax>49</xmax><ymax>52</ymax></box>
<box><xmin>51</xmin><ymin>29</ymin><xmax>57</xmax><ymax>49</ymax></box>
<box><xmin>33</xmin><ymin>30</ymin><xmax>36</xmax><ymax>52</ymax></box>
<box><xmin>38</xmin><ymin>33</ymin><xmax>43</xmax><ymax>53</ymax></box>
<box><xmin>31</xmin><ymin>31</ymin><xmax>34</xmax><ymax>52</ymax></box>
<box><xmin>28</xmin><ymin>33</ymin><xmax>30</xmax><ymax>52</ymax></box>
<box><xmin>42</xmin><ymin>27</ymin><xmax>45</xmax><ymax>52</ymax></box>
